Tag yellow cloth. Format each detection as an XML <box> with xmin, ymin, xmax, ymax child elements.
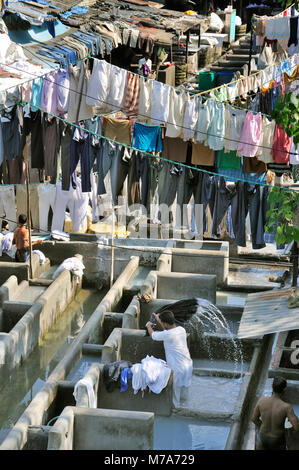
<box><xmin>89</xmin><ymin>222</ymin><xmax>129</xmax><ymax>238</ymax></box>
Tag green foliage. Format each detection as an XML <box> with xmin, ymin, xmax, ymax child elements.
<box><xmin>265</xmin><ymin>187</ymin><xmax>299</xmax><ymax>245</ymax></box>
<box><xmin>278</xmin><ymin>0</ymin><xmax>299</xmax><ymax>10</ymax></box>
<box><xmin>271</xmin><ymin>92</ymin><xmax>299</xmax><ymax>146</ymax></box>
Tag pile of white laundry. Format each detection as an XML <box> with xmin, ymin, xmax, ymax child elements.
<box><xmin>131</xmin><ymin>355</ymin><xmax>171</xmax><ymax>396</ymax></box>
<box><xmin>52</xmin><ymin>256</ymin><xmax>85</xmax><ymax>283</ymax></box>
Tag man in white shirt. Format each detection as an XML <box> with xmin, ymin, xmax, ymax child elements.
<box><xmin>138</xmin><ymin>53</ymin><xmax>152</xmax><ymax>77</ymax></box>
<box><xmin>146</xmin><ymin>310</ymin><xmax>193</xmax><ymax>408</ymax></box>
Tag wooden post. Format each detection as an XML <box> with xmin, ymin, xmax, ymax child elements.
<box><xmin>292</xmin><ymin>242</ymin><xmax>298</xmax><ymax>287</ymax></box>
<box><xmin>25</xmin><ymin>161</ymin><xmax>33</xmax><ymax>279</ymax></box>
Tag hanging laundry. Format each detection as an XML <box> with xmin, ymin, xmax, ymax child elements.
<box><xmin>56</xmin><ymin>68</ymin><xmax>70</xmax><ymax>117</ymax></box>
<box><xmin>102</xmin><ymin>116</ymin><xmax>132</xmax><ymax>146</ymax></box>
<box><xmin>107</xmin><ymin>64</ymin><xmax>127</xmax><ymax>111</ymax></box>
<box><xmin>270</xmin><ymin>124</ymin><xmax>292</xmax><ymax>164</ymax></box>
<box><xmin>256</xmin><ymin>116</ymin><xmax>275</xmax><ymax>164</ymax></box>
<box><xmin>166</xmin><ymin>88</ymin><xmax>188</xmax><ymax>139</ymax></box>
<box><xmin>30</xmin><ymin>77</ymin><xmax>44</xmax><ymax>112</ymax></box>
<box><xmin>182</xmin><ymin>95</ymin><xmax>199</xmax><ymax>141</ymax></box>
<box><xmin>132</xmin><ymin>121</ymin><xmax>162</xmax><ymax>153</ymax></box>
<box><xmin>138</xmin><ymin>76</ymin><xmax>153</xmax><ymax>123</ymax></box>
<box><xmin>123</xmin><ymin>71</ymin><xmax>140</xmax><ymax>119</ymax></box>
<box><xmin>70</xmin><ymin>123</ymin><xmax>91</xmax><ymax>193</ymax></box>
<box><xmin>194</xmin><ymin>98</ymin><xmax>213</xmax><ymax>144</ymax></box>
<box><xmin>244</xmin><ymin>156</ymin><xmax>267</xmax><ymax>174</ymax></box>
<box><xmin>86</xmin><ymin>59</ymin><xmax>111</xmax><ymax>111</ymax></box>
<box><xmin>42</xmin><ymin>114</ymin><xmax>58</xmax><ymax>178</ymax></box>
<box><xmin>150</xmin><ymin>80</ymin><xmax>171</xmax><ymax>126</ymax></box>
<box><xmin>223</xmin><ymin>105</ymin><xmax>246</xmax><ymax>153</ymax></box>
<box><xmin>162</xmin><ymin>137</ymin><xmax>188</xmax><ymax>164</ymax></box>
<box><xmin>217</xmin><ymin>149</ymin><xmax>241</xmax><ymax>170</ymax></box>
<box><xmin>237</xmin><ymin>111</ymin><xmax>263</xmax><ymax>158</ymax></box>
<box><xmin>1</xmin><ymin>105</ymin><xmax>21</xmax><ymax>161</ymax></box>
<box><xmin>68</xmin><ymin>60</ymin><xmax>95</xmax><ymax>123</ymax></box>
<box><xmin>206</xmin><ymin>100</ymin><xmax>225</xmax><ymax>151</ymax></box>
<box><xmin>191</xmin><ymin>142</ymin><xmax>215</xmax><ymax>166</ymax></box>
<box><xmin>40</xmin><ymin>69</ymin><xmax>58</xmax><ymax>116</ymax></box>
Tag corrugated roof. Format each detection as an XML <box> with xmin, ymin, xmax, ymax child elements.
<box><xmin>238</xmin><ymin>288</ymin><xmax>299</xmax><ymax>339</ymax></box>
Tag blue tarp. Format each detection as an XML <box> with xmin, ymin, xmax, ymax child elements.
<box><xmin>7</xmin><ymin>18</ymin><xmax>69</xmax><ymax>44</ymax></box>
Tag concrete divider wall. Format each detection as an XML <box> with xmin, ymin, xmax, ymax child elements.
<box><xmin>48</xmin><ymin>406</ymin><xmax>154</xmax><ymax>450</ymax></box>
<box><xmin>122</xmin><ymin>296</ymin><xmax>140</xmax><ymax>330</ymax></box>
<box><xmin>36</xmin><ymin>241</ymin><xmax>103</xmax><ymax>286</ymax></box>
<box><xmin>0</xmin><ymin>256</ymin><xmax>140</xmax><ymax>450</ymax></box>
<box><xmin>0</xmin><ymin>276</ymin><xmax>19</xmax><ymax>307</ymax></box>
<box><xmin>0</xmin><ymin>269</ymin><xmax>80</xmax><ymax>380</ymax></box>
<box><xmin>38</xmin><ymin>270</ymin><xmax>80</xmax><ymax>341</ymax></box>
<box><xmin>171</xmin><ymin>248</ymin><xmax>228</xmax><ymax>286</ymax></box>
<box><xmin>0</xmin><ymin>253</ymin><xmax>50</xmax><ymax>286</ymax></box>
<box><xmin>74</xmin><ymin>361</ymin><xmax>173</xmax><ymax>418</ymax></box>
<box><xmin>156</xmin><ymin>272</ymin><xmax>217</xmax><ymax>304</ymax></box>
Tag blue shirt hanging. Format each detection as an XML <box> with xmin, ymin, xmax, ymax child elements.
<box><xmin>132</xmin><ymin>121</ymin><xmax>162</xmax><ymax>153</ymax></box>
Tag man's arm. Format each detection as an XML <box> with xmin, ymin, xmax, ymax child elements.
<box><xmin>145</xmin><ymin>321</ymin><xmax>154</xmax><ymax>337</ymax></box>
<box><xmin>153</xmin><ymin>313</ymin><xmax>164</xmax><ymax>330</ymax></box>
<box><xmin>252</xmin><ymin>402</ymin><xmax>262</xmax><ymax>428</ymax></box>
<box><xmin>286</xmin><ymin>405</ymin><xmax>299</xmax><ymax>432</ymax></box>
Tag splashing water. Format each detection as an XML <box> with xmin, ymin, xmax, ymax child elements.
<box><xmin>183</xmin><ymin>299</ymin><xmax>244</xmax><ymax>378</ymax></box>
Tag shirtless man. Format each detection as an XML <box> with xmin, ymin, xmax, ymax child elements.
<box><xmin>252</xmin><ymin>377</ymin><xmax>299</xmax><ymax>450</ymax></box>
<box><xmin>13</xmin><ymin>214</ymin><xmax>41</xmax><ymax>262</ymax></box>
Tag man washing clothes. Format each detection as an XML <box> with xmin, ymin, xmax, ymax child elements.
<box><xmin>252</xmin><ymin>377</ymin><xmax>299</xmax><ymax>450</ymax></box>
<box><xmin>146</xmin><ymin>310</ymin><xmax>193</xmax><ymax>408</ymax></box>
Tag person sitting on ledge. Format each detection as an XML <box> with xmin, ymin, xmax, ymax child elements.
<box><xmin>146</xmin><ymin>310</ymin><xmax>193</xmax><ymax>408</ymax></box>
<box><xmin>1</xmin><ymin>220</ymin><xmax>10</xmax><ymax>235</ymax></box>
<box><xmin>252</xmin><ymin>377</ymin><xmax>299</xmax><ymax>450</ymax></box>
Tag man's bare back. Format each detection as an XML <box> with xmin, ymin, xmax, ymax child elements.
<box><xmin>252</xmin><ymin>395</ymin><xmax>299</xmax><ymax>450</ymax></box>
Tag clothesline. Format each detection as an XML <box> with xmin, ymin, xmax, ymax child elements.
<box><xmin>1</xmin><ymin>36</ymin><xmax>298</xmax><ymax>121</ymax></box>
<box><xmin>273</xmin><ymin>3</ymin><xmax>295</xmax><ymax>17</ymax></box>
<box><xmin>195</xmin><ymin>53</ymin><xmax>299</xmax><ymax>98</ymax></box>
<box><xmin>15</xmin><ymin>99</ymin><xmax>298</xmax><ymax>193</ymax></box>
<box><xmin>2</xmin><ymin>58</ymin><xmax>298</xmax><ymax>145</ymax></box>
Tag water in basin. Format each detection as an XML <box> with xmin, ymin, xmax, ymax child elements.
<box><xmin>154</xmin><ymin>415</ymin><xmax>230</xmax><ymax>450</ymax></box>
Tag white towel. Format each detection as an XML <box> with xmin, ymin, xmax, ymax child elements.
<box><xmin>73</xmin><ymin>377</ymin><xmax>96</xmax><ymax>408</ymax></box>
<box><xmin>32</xmin><ymin>250</ymin><xmax>46</xmax><ymax>265</ymax></box>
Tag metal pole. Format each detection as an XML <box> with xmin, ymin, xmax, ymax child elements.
<box><xmin>25</xmin><ymin>161</ymin><xmax>33</xmax><ymax>279</ymax></box>
<box><xmin>248</xmin><ymin>23</ymin><xmax>253</xmax><ymax>75</ymax></box>
<box><xmin>110</xmin><ymin>205</ymin><xmax>115</xmax><ymax>288</ymax></box>
<box><xmin>185</xmin><ymin>29</ymin><xmax>190</xmax><ymax>65</ymax></box>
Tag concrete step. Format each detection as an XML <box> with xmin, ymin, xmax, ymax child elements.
<box><xmin>231</xmin><ymin>47</ymin><xmax>252</xmax><ymax>55</ymax></box>
<box><xmin>226</xmin><ymin>54</ymin><xmax>259</xmax><ymax>61</ymax></box>
<box><xmin>209</xmin><ymin>65</ymin><xmax>241</xmax><ymax>72</ymax></box>
<box><xmin>217</xmin><ymin>59</ymin><xmax>248</xmax><ymax>68</ymax></box>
